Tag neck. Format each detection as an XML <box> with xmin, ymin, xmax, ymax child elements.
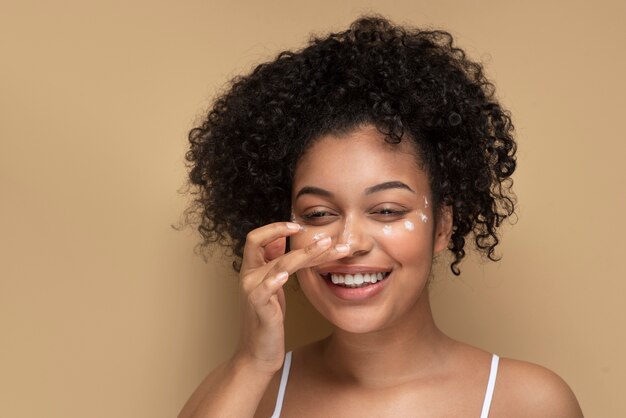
<box><xmin>319</xmin><ymin>289</ymin><xmax>452</xmax><ymax>387</ymax></box>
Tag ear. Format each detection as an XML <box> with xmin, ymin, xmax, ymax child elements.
<box><xmin>433</xmin><ymin>205</ymin><xmax>453</xmax><ymax>255</ymax></box>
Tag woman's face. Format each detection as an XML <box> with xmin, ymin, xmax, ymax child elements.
<box><xmin>289</xmin><ymin>124</ymin><xmax>452</xmax><ymax>334</ymax></box>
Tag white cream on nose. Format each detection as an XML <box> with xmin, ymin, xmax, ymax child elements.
<box><xmin>341</xmin><ymin>214</ymin><xmax>355</xmax><ymax>245</ymax></box>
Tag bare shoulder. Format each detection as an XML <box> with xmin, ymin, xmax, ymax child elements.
<box><xmin>491</xmin><ymin>357</ymin><xmax>584</xmax><ymax>418</ymax></box>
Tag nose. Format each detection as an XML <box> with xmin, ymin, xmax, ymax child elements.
<box><xmin>336</xmin><ymin>214</ymin><xmax>373</xmax><ymax>257</ymax></box>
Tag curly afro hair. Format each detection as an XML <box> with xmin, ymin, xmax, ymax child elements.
<box><xmin>180</xmin><ymin>14</ymin><xmax>517</xmax><ymax>275</ymax></box>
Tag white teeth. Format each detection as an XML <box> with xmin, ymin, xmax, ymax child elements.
<box><xmin>328</xmin><ymin>272</ymin><xmax>387</xmax><ymax>287</ymax></box>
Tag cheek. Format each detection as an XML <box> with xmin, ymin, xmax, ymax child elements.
<box><xmin>374</xmin><ymin>224</ymin><xmax>421</xmax><ymax>244</ymax></box>
<box><xmin>373</xmin><ymin>216</ymin><xmax>433</xmax><ymax>259</ymax></box>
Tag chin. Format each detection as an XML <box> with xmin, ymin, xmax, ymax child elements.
<box><xmin>312</xmin><ymin>302</ymin><xmax>393</xmax><ymax>335</ymax></box>
<box><xmin>330</xmin><ymin>318</ymin><xmax>387</xmax><ymax>334</ymax></box>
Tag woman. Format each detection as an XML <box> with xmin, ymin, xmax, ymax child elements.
<box><xmin>179</xmin><ymin>15</ymin><xmax>583</xmax><ymax>417</ymax></box>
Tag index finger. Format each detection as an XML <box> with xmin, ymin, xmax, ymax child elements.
<box><xmin>241</xmin><ymin>222</ymin><xmax>302</xmax><ymax>271</ymax></box>
<box><xmin>264</xmin><ymin>237</ymin><xmax>352</xmax><ymax>280</ymax></box>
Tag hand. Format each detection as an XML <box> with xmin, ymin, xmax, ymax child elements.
<box><xmin>232</xmin><ymin>221</ymin><xmax>350</xmax><ymax>375</ymax></box>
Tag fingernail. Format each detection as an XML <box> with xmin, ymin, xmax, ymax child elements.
<box><xmin>312</xmin><ymin>232</ymin><xmax>328</xmax><ymax>241</ymax></box>
<box><xmin>316</xmin><ymin>236</ymin><xmax>332</xmax><ymax>247</ymax></box>
<box><xmin>334</xmin><ymin>244</ymin><xmax>350</xmax><ymax>253</ymax></box>
<box><xmin>286</xmin><ymin>222</ymin><xmax>301</xmax><ymax>231</ymax></box>
<box><xmin>274</xmin><ymin>272</ymin><xmax>289</xmax><ymax>283</ymax></box>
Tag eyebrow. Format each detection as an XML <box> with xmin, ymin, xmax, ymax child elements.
<box><xmin>365</xmin><ymin>181</ymin><xmax>415</xmax><ymax>195</ymax></box>
<box><xmin>295</xmin><ymin>181</ymin><xmax>415</xmax><ymax>200</ymax></box>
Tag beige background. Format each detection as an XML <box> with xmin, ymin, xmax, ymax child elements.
<box><xmin>1</xmin><ymin>1</ymin><xmax>624</xmax><ymax>417</ymax></box>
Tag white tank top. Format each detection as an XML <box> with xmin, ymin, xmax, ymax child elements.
<box><xmin>270</xmin><ymin>351</ymin><xmax>500</xmax><ymax>418</ymax></box>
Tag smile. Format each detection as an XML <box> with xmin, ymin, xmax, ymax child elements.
<box><xmin>321</xmin><ymin>272</ymin><xmax>391</xmax><ymax>288</ymax></box>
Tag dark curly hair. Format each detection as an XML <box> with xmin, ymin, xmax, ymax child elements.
<box><xmin>179</xmin><ymin>14</ymin><xmax>517</xmax><ymax>275</ymax></box>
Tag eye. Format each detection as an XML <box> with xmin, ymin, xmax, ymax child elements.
<box><xmin>376</xmin><ymin>208</ymin><xmax>401</xmax><ymax>215</ymax></box>
<box><xmin>301</xmin><ymin>209</ymin><xmax>338</xmax><ymax>225</ymax></box>
<box><xmin>371</xmin><ymin>207</ymin><xmax>409</xmax><ymax>219</ymax></box>
<box><xmin>303</xmin><ymin>210</ymin><xmax>331</xmax><ymax>218</ymax></box>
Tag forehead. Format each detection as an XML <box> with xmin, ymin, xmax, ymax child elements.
<box><xmin>293</xmin><ymin>125</ymin><xmax>428</xmax><ymax>192</ymax></box>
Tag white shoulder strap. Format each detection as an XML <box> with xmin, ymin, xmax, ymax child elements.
<box><xmin>270</xmin><ymin>351</ymin><xmax>292</xmax><ymax>418</ymax></box>
<box><xmin>479</xmin><ymin>354</ymin><xmax>500</xmax><ymax>418</ymax></box>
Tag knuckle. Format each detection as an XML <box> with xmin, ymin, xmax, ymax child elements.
<box><xmin>262</xmin><ymin>277</ymin><xmax>275</xmax><ymax>292</ymax></box>
<box><xmin>245</xmin><ymin>229</ymin><xmax>259</xmax><ymax>245</ymax></box>
<box><xmin>303</xmin><ymin>243</ymin><xmax>316</xmax><ymax>255</ymax></box>
<box><xmin>240</xmin><ymin>270</ymin><xmax>263</xmax><ymax>293</ymax></box>
<box><xmin>271</xmin><ymin>260</ymin><xmax>288</xmax><ymax>275</ymax></box>
<box><xmin>247</xmin><ymin>289</ymin><xmax>262</xmax><ymax>306</ymax></box>
<box><xmin>240</xmin><ymin>280</ymin><xmax>253</xmax><ymax>294</ymax></box>
<box><xmin>240</xmin><ymin>271</ymin><xmax>254</xmax><ymax>284</ymax></box>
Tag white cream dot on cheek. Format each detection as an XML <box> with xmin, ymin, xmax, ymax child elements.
<box><xmin>404</xmin><ymin>220</ymin><xmax>414</xmax><ymax>231</ymax></box>
<box><xmin>382</xmin><ymin>224</ymin><xmax>393</xmax><ymax>236</ymax></box>
<box><xmin>424</xmin><ymin>196</ymin><xmax>429</xmax><ymax>208</ymax></box>
<box><xmin>418</xmin><ymin>211</ymin><xmax>429</xmax><ymax>223</ymax></box>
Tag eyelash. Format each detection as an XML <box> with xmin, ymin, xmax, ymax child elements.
<box><xmin>301</xmin><ymin>210</ymin><xmax>332</xmax><ymax>219</ymax></box>
<box><xmin>301</xmin><ymin>208</ymin><xmax>408</xmax><ymax>220</ymax></box>
<box><xmin>376</xmin><ymin>208</ymin><xmax>405</xmax><ymax>216</ymax></box>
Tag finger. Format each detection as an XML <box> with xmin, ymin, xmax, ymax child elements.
<box><xmin>263</xmin><ymin>236</ymin><xmax>286</xmax><ymax>262</ymax></box>
<box><xmin>241</xmin><ymin>235</ymin><xmax>343</xmax><ymax>292</ymax></box>
<box><xmin>242</xmin><ymin>222</ymin><xmax>302</xmax><ymax>271</ymax></box>
<box><xmin>277</xmin><ymin>287</ymin><xmax>286</xmax><ymax>317</ymax></box>
<box><xmin>248</xmin><ymin>271</ymin><xmax>290</xmax><ymax>325</ymax></box>
<box><xmin>265</xmin><ymin>236</ymin><xmax>351</xmax><ymax>279</ymax></box>
<box><xmin>304</xmin><ymin>242</ymin><xmax>352</xmax><ymax>266</ymax></box>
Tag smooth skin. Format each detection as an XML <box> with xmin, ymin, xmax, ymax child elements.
<box><xmin>179</xmin><ymin>124</ymin><xmax>583</xmax><ymax>418</ymax></box>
